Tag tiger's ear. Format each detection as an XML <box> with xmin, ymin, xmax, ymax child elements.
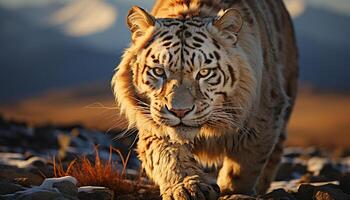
<box><xmin>127</xmin><ymin>6</ymin><xmax>155</xmax><ymax>42</ymax></box>
<box><xmin>213</xmin><ymin>8</ymin><xmax>243</xmax><ymax>34</ymax></box>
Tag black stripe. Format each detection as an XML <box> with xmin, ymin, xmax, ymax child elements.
<box><xmin>207</xmin><ymin>72</ymin><xmax>217</xmax><ymax>80</ymax></box>
<box><xmin>168</xmin><ymin>53</ymin><xmax>173</xmax><ymax>63</ymax></box>
<box><xmin>213</xmin><ymin>51</ymin><xmax>221</xmax><ymax>60</ymax></box>
<box><xmin>168</xmin><ymin>61</ymin><xmax>174</xmax><ymax>69</ymax></box>
<box><xmin>186</xmin><ymin>60</ymin><xmax>191</xmax><ymax>67</ymax></box>
<box><xmin>134</xmin><ymin>63</ymin><xmax>140</xmax><ymax>86</ymax></box>
<box><xmin>175</xmin><ymin>29</ymin><xmax>182</xmax><ymax>37</ymax></box>
<box><xmin>141</xmin><ymin>64</ymin><xmax>150</xmax><ymax>76</ymax></box>
<box><xmin>174</xmin><ymin>48</ymin><xmax>180</xmax><ymax>55</ymax></box>
<box><xmin>171</xmin><ymin>41</ymin><xmax>180</xmax><ymax>47</ymax></box>
<box><xmin>191</xmin><ymin>53</ymin><xmax>196</xmax><ymax>66</ymax></box>
<box><xmin>186</xmin><ymin>21</ymin><xmax>203</xmax><ymax>27</ymax></box>
<box><xmin>163</xmin><ymin>22</ymin><xmax>181</xmax><ymax>27</ymax></box>
<box><xmin>199</xmin><ymin>49</ymin><xmax>209</xmax><ymax>61</ymax></box>
<box><xmin>212</xmin><ymin>39</ymin><xmax>221</xmax><ymax>49</ymax></box>
<box><xmin>227</xmin><ymin>64</ymin><xmax>236</xmax><ymax>86</ymax></box>
<box><xmin>159</xmin><ymin>31</ymin><xmax>169</xmax><ymax>38</ymax></box>
<box><xmin>218</xmin><ymin>65</ymin><xmax>227</xmax><ymax>85</ymax></box>
<box><xmin>184</xmin><ymin>31</ymin><xmax>192</xmax><ymax>37</ymax></box>
<box><xmin>193</xmin><ymin>43</ymin><xmax>202</xmax><ymax>48</ymax></box>
<box><xmin>163</xmin><ymin>41</ymin><xmax>172</xmax><ymax>46</ymax></box>
<box><xmin>145</xmin><ymin>48</ymin><xmax>152</xmax><ymax>58</ymax></box>
<box><xmin>184</xmin><ymin>41</ymin><xmax>195</xmax><ymax>49</ymax></box>
<box><xmin>143</xmin><ymin>80</ymin><xmax>150</xmax><ymax>85</ymax></box>
<box><xmin>196</xmin><ymin>31</ymin><xmax>208</xmax><ymax>38</ymax></box>
<box><xmin>183</xmin><ymin>48</ymin><xmax>190</xmax><ymax>55</ymax></box>
<box><xmin>193</xmin><ymin>36</ymin><xmax>204</xmax><ymax>43</ymax></box>
<box><xmin>162</xmin><ymin>35</ymin><xmax>173</xmax><ymax>41</ymax></box>
<box><xmin>197</xmin><ymin>104</ymin><xmax>210</xmax><ymax>113</ymax></box>
<box><xmin>203</xmin><ymin>92</ymin><xmax>210</xmax><ymax>99</ymax></box>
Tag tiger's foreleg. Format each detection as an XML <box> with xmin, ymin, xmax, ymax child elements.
<box><xmin>137</xmin><ymin>131</ymin><xmax>220</xmax><ymax>200</ymax></box>
<box><xmin>256</xmin><ymin>130</ymin><xmax>286</xmax><ymax>194</ymax></box>
<box><xmin>217</xmin><ymin>130</ymin><xmax>277</xmax><ymax>196</ymax></box>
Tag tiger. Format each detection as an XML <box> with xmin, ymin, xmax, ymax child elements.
<box><xmin>111</xmin><ymin>0</ymin><xmax>298</xmax><ymax>199</ymax></box>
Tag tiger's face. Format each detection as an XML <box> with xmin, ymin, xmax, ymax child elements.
<box><xmin>123</xmin><ymin>7</ymin><xmax>254</xmax><ymax>139</ymax></box>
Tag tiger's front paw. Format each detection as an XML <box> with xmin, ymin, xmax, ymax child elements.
<box><xmin>162</xmin><ymin>175</ymin><xmax>220</xmax><ymax>200</ymax></box>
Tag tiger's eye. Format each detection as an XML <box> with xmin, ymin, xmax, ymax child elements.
<box><xmin>199</xmin><ymin>69</ymin><xmax>210</xmax><ymax>77</ymax></box>
<box><xmin>153</xmin><ymin>67</ymin><xmax>165</xmax><ymax>77</ymax></box>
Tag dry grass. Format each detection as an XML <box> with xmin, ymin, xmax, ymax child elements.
<box><xmin>53</xmin><ymin>146</ymin><xmax>139</xmax><ymax>195</ymax></box>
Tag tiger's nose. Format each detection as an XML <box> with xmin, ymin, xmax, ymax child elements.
<box><xmin>166</xmin><ymin>105</ymin><xmax>194</xmax><ymax>118</ymax></box>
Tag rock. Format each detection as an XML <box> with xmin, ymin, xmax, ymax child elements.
<box><xmin>305</xmin><ymin>147</ymin><xmax>322</xmax><ymax>157</ymax></box>
<box><xmin>269</xmin><ymin>179</ymin><xmax>301</xmax><ymax>193</ymax></box>
<box><xmin>0</xmin><ymin>115</ymin><xmax>11</xmax><ymax>129</ymax></box>
<box><xmin>296</xmin><ymin>184</ymin><xmax>350</xmax><ymax>200</ymax></box>
<box><xmin>315</xmin><ymin>191</ymin><xmax>335</xmax><ymax>200</ymax></box>
<box><xmin>283</xmin><ymin>147</ymin><xmax>304</xmax><ymax>158</ymax></box>
<box><xmin>13</xmin><ymin>178</ymin><xmax>32</xmax><ymax>187</ymax></box>
<box><xmin>332</xmin><ymin>148</ymin><xmax>350</xmax><ymax>159</ymax></box>
<box><xmin>117</xmin><ymin>194</ymin><xmax>138</xmax><ymax>200</ymax></box>
<box><xmin>297</xmin><ymin>184</ymin><xmax>316</xmax><ymax>200</ymax></box>
<box><xmin>29</xmin><ymin>157</ymin><xmax>47</xmax><ymax>168</ymax></box>
<box><xmin>78</xmin><ymin>186</ymin><xmax>114</xmax><ymax>200</ymax></box>
<box><xmin>0</xmin><ymin>153</ymin><xmax>52</xmax><ymax>179</ymax></box>
<box><xmin>31</xmin><ymin>165</ymin><xmax>54</xmax><ymax>178</ymax></box>
<box><xmin>299</xmin><ymin>173</ymin><xmax>338</xmax><ymax>184</ymax></box>
<box><xmin>39</xmin><ymin>176</ymin><xmax>78</xmax><ymax>199</ymax></box>
<box><xmin>340</xmin><ymin>173</ymin><xmax>350</xmax><ymax>195</ymax></box>
<box><xmin>0</xmin><ymin>164</ymin><xmax>44</xmax><ymax>186</ymax></box>
<box><xmin>308</xmin><ymin>157</ymin><xmax>330</xmax><ymax>176</ymax></box>
<box><xmin>2</xmin><ymin>189</ymin><xmax>68</xmax><ymax>200</ymax></box>
<box><xmin>262</xmin><ymin>189</ymin><xmax>297</xmax><ymax>200</ymax></box>
<box><xmin>0</xmin><ymin>180</ymin><xmax>26</xmax><ymax>195</ymax></box>
<box><xmin>314</xmin><ymin>187</ymin><xmax>350</xmax><ymax>200</ymax></box>
<box><xmin>275</xmin><ymin>160</ymin><xmax>307</xmax><ymax>181</ymax></box>
<box><xmin>32</xmin><ymin>126</ymin><xmax>60</xmax><ymax>150</ymax></box>
<box><xmin>2</xmin><ymin>176</ymin><xmax>79</xmax><ymax>200</ymax></box>
<box><xmin>52</xmin><ymin>181</ymin><xmax>78</xmax><ymax>197</ymax></box>
<box><xmin>40</xmin><ymin>176</ymin><xmax>77</xmax><ymax>189</ymax></box>
<box><xmin>118</xmin><ymin>189</ymin><xmax>161</xmax><ymax>200</ymax></box>
<box><xmin>319</xmin><ymin>163</ymin><xmax>342</xmax><ymax>180</ymax></box>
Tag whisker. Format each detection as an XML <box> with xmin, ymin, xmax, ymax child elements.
<box><xmin>84</xmin><ymin>102</ymin><xmax>119</xmax><ymax>110</ymax></box>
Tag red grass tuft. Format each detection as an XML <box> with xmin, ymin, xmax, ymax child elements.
<box><xmin>53</xmin><ymin>146</ymin><xmax>139</xmax><ymax>195</ymax></box>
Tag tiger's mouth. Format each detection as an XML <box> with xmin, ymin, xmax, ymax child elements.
<box><xmin>173</xmin><ymin>122</ymin><xmax>200</xmax><ymax>132</ymax></box>
<box><xmin>175</xmin><ymin>122</ymin><xmax>195</xmax><ymax>128</ymax></box>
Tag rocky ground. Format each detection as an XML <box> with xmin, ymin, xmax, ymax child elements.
<box><xmin>0</xmin><ymin>115</ymin><xmax>349</xmax><ymax>200</ymax></box>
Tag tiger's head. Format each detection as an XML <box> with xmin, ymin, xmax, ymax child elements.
<box><xmin>112</xmin><ymin>6</ymin><xmax>258</xmax><ymax>142</ymax></box>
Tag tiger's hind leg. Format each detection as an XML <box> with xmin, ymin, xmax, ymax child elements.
<box><xmin>256</xmin><ymin>131</ymin><xmax>286</xmax><ymax>195</ymax></box>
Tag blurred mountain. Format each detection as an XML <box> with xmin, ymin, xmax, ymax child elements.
<box><xmin>294</xmin><ymin>7</ymin><xmax>350</xmax><ymax>91</ymax></box>
<box><xmin>0</xmin><ymin>6</ymin><xmax>119</xmax><ymax>103</ymax></box>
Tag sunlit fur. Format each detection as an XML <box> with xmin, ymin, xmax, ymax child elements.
<box><xmin>112</xmin><ymin>0</ymin><xmax>298</xmax><ymax>198</ymax></box>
